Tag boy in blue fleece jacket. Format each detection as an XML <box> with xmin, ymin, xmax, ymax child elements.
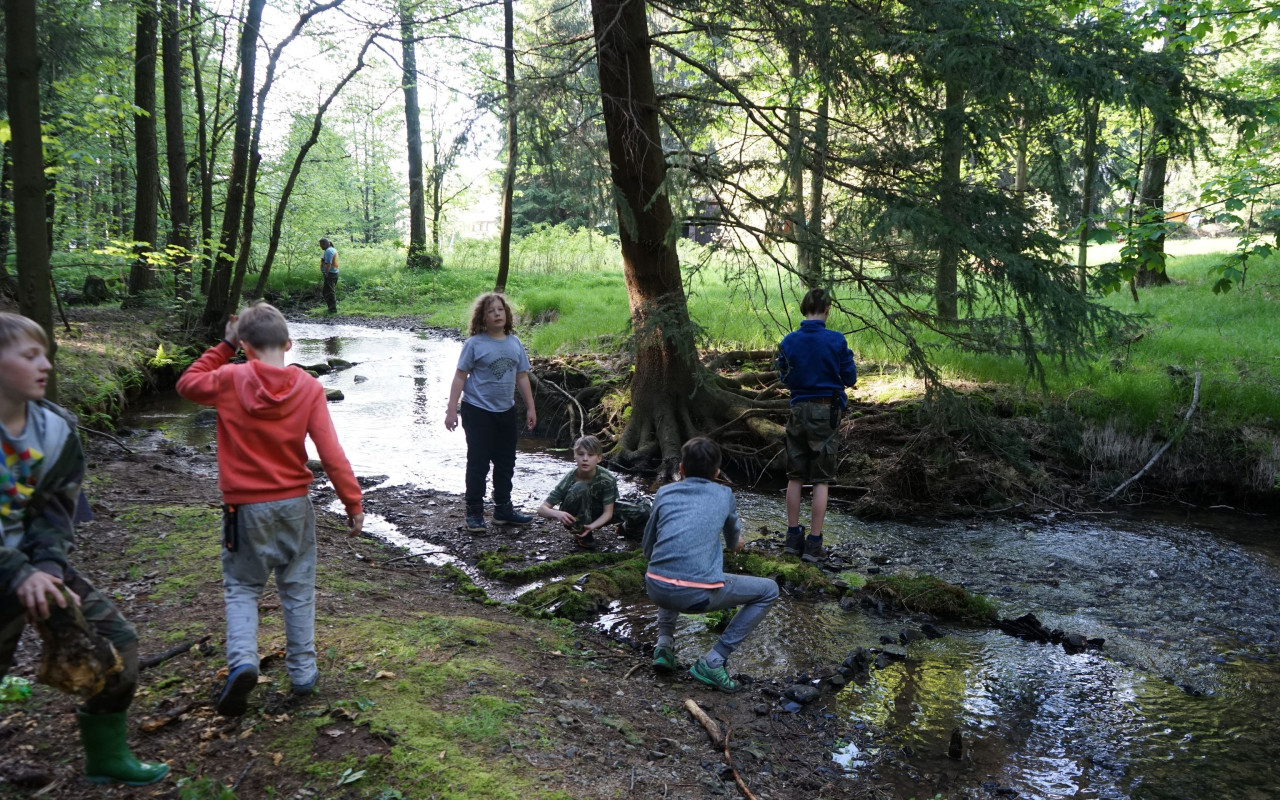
<box><xmin>642</xmin><ymin>438</ymin><xmax>778</xmax><ymax>692</ymax></box>
<box><xmin>776</xmin><ymin>288</ymin><xmax>857</xmax><ymax>562</ymax></box>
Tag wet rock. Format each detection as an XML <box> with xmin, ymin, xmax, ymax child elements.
<box><xmin>327</xmin><ymin>358</ymin><xmax>353</xmax><ymax>370</ymax></box>
<box><xmin>753</xmin><ymin>703</ymin><xmax>769</xmax><ymax>715</ymax></box>
<box><xmin>838</xmin><ymin>595</ymin><xmax>859</xmax><ymax>612</ymax></box>
<box><xmin>899</xmin><ymin>628</ymin><xmax>926</xmax><ymax>645</ymax></box>
<box><xmin>304</xmin><ymin>362</ymin><xmax>333</xmax><ymax>375</ymax></box>
<box><xmin>356</xmin><ymin>475</ymin><xmax>388</xmax><ymax>488</ymax></box>
<box><xmin>784</xmin><ymin>685</ymin><xmax>821</xmax><ymax>704</ymax></box>
<box><xmin>325</xmin><ymin>389</ymin><xmax>344</xmax><ymax>402</ymax></box>
<box><xmin>948</xmin><ymin>727</ymin><xmax>963</xmax><ymax>759</ymax></box>
<box><xmin>647</xmin><ymin>750</ymin><xmax>667</xmax><ymax>760</ymax></box>
<box><xmin>780</xmin><ymin>701</ymin><xmax>804</xmax><ymax>713</ymax></box>
<box><xmin>1062</xmin><ymin>633</ymin><xmax>1088</xmax><ymax>654</ymax></box>
<box><xmin>1087</xmin><ymin>637</ymin><xmax>1106</xmax><ymax>648</ymax></box>
<box><xmin>921</xmin><ymin>623</ymin><xmax>944</xmax><ymax>639</ymax></box>
<box><xmin>841</xmin><ymin>648</ymin><xmax>872</xmax><ymax>682</ymax></box>
<box><xmin>353</xmin><ymin>375</ymin><xmax>368</xmax><ymax>384</ymax></box>
<box><xmin>193</xmin><ymin>408</ymin><xmax>218</xmax><ymax>426</ymax></box>
<box><xmin>826</xmin><ymin>674</ymin><xmax>846</xmax><ymax>689</ymax></box>
<box><xmin>306</xmin><ymin>459</ymin><xmax>324</xmax><ymax>474</ymax></box>
<box><xmin>879</xmin><ymin>635</ymin><xmax>896</xmax><ymax>645</ymax></box>
<box><xmin>304</xmin><ymin>369</ymin><xmax>320</xmax><ymax>378</ymax></box>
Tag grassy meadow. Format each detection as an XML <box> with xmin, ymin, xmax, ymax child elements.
<box><xmin>53</xmin><ymin>228</ymin><xmax>1279</xmax><ymax>434</ymax></box>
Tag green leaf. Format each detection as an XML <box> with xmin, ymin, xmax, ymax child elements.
<box><xmin>336</xmin><ymin>768</ymin><xmax>366</xmax><ymax>786</ymax></box>
<box><xmin>1224</xmin><ymin>198</ymin><xmax>1246</xmax><ymax>212</ymax></box>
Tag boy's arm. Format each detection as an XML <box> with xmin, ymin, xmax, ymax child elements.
<box><xmin>443</xmin><ymin>369</ymin><xmax>467</xmax><ymax>431</ymax></box>
<box><xmin>538</xmin><ymin>501</ymin><xmax>575</xmax><ymax>526</ymax></box>
<box><xmin>307</xmin><ymin>394</ymin><xmax>363</xmax><ymax>522</ymax></box>
<box><xmin>583</xmin><ymin>503</ymin><xmax>613</xmax><ymax>532</ymax></box>
<box><xmin>641</xmin><ymin>502</ymin><xmax>660</xmax><ymax>560</ymax></box>
<box><xmin>176</xmin><ymin>340</ymin><xmax>236</xmax><ymax>405</ymax></box>
<box><xmin>840</xmin><ymin>340</ymin><xmax>857</xmax><ymax>388</ymax></box>
<box><xmin>516</xmin><ymin>371</ymin><xmax>536</xmax><ymax>431</ymax></box>
<box><xmin>722</xmin><ymin>495</ymin><xmax>742</xmax><ymax>551</ymax></box>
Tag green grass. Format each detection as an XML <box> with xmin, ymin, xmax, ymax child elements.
<box><xmin>119</xmin><ymin>506</ymin><xmax>222</xmax><ymax>603</ymax></box>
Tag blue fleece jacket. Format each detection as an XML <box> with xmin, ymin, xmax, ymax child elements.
<box><xmin>776</xmin><ymin>319</ymin><xmax>857</xmax><ymax>408</ymax></box>
<box><xmin>642</xmin><ymin>478</ymin><xmax>739</xmax><ymax>584</ymax></box>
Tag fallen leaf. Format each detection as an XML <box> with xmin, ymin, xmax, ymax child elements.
<box><xmin>239</xmin><ymin>727</ymin><xmax>255</xmax><ymax>739</ymax></box>
<box><xmin>324</xmin><ymin>728</ymin><xmax>344</xmax><ymax>738</ymax></box>
<box><xmin>438</xmin><ymin>750</ymin><xmax>446</xmax><ymax>760</ymax></box>
<box><xmin>272</xmin><ymin>752</ymin><xmax>284</xmax><ymax>766</ymax></box>
<box><xmin>373</xmin><ymin>670</ymin><xmax>396</xmax><ymax>680</ymax></box>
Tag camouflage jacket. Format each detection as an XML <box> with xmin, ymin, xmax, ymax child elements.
<box><xmin>0</xmin><ymin>401</ymin><xmax>90</xmax><ymax>595</ymax></box>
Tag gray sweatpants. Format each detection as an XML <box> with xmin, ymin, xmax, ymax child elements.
<box><xmin>646</xmin><ymin>574</ymin><xmax>779</xmax><ymax>661</ymax></box>
<box><xmin>222</xmin><ymin>496</ymin><xmax>317</xmax><ymax>688</ymax></box>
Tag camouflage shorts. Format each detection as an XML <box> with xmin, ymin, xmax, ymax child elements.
<box><xmin>785</xmin><ymin>402</ymin><xmax>840</xmax><ymax>483</ymax></box>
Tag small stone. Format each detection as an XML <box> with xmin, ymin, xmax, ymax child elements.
<box><xmin>304</xmin><ymin>363</ymin><xmax>333</xmax><ymax>375</ymax></box>
<box><xmin>921</xmin><ymin>623</ymin><xmax>944</xmax><ymax>639</ymax></box>
<box><xmin>353</xmin><ymin>375</ymin><xmax>368</xmax><ymax>384</ymax></box>
<box><xmin>325</xmin><ymin>389</ymin><xmax>344</xmax><ymax>401</ymax></box>
<box><xmin>647</xmin><ymin>750</ymin><xmax>668</xmax><ymax>760</ymax></box>
<box><xmin>326</xmin><ymin>358</ymin><xmax>353</xmax><ymax>369</ymax></box>
<box><xmin>784</xmin><ymin>685</ymin><xmax>821</xmax><ymax>704</ymax></box>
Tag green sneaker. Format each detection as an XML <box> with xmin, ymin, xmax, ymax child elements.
<box><xmin>652</xmin><ymin>646</ymin><xmax>677</xmax><ymax>673</ymax></box>
<box><xmin>689</xmin><ymin>658</ymin><xmax>740</xmax><ymax>693</ymax></box>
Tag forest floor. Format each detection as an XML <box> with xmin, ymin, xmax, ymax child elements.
<box><xmin>0</xmin><ymin>438</ymin><xmax>907</xmax><ymax>800</ymax></box>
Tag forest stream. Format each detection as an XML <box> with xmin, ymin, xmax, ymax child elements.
<box><xmin>127</xmin><ymin>322</ymin><xmax>1280</xmax><ymax>800</ymax></box>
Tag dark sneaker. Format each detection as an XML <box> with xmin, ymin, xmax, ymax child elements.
<box><xmin>802</xmin><ymin>535</ymin><xmax>824</xmax><ymax>563</ymax></box>
<box><xmin>574</xmin><ymin>531</ymin><xmax>598</xmax><ymax>550</ymax></box>
<box><xmin>652</xmin><ymin>646</ymin><xmax>677</xmax><ymax>673</ymax></box>
<box><xmin>216</xmin><ymin>663</ymin><xmax>259</xmax><ymax>716</ymax></box>
<box><xmin>493</xmin><ymin>504</ymin><xmax>533</xmax><ymax>525</ymax></box>
<box><xmin>291</xmin><ymin>674</ymin><xmax>318</xmax><ymax>696</ymax></box>
<box><xmin>465</xmin><ymin>512</ymin><xmax>487</xmax><ymax>532</ymax></box>
<box><xmin>783</xmin><ymin>525</ymin><xmax>805</xmax><ymax>556</ymax></box>
<box><xmin>689</xmin><ymin>658</ymin><xmax>739</xmax><ymax>693</ymax></box>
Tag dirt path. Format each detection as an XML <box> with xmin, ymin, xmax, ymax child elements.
<box><xmin>0</xmin><ymin>440</ymin><xmax>885</xmax><ymax>800</ymax></box>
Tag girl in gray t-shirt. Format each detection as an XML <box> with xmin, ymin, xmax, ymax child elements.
<box><xmin>444</xmin><ymin>292</ymin><xmax>537</xmax><ymax>532</ymax></box>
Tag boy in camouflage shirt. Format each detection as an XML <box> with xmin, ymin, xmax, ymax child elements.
<box><xmin>0</xmin><ymin>313</ymin><xmax>168</xmax><ymax>786</ymax></box>
<box><xmin>537</xmin><ymin>435</ymin><xmax>649</xmax><ymax>548</ymax></box>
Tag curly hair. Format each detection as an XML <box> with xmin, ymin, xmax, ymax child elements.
<box><xmin>468</xmin><ymin>292</ymin><xmax>515</xmax><ymax>337</ymax></box>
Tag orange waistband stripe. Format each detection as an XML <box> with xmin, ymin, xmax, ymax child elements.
<box><xmin>645</xmin><ymin>572</ymin><xmax>725</xmax><ymax>589</ymax></box>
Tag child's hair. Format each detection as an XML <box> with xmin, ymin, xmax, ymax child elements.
<box><xmin>800</xmin><ymin>287</ymin><xmax>832</xmax><ymax>316</ymax></box>
<box><xmin>467</xmin><ymin>292</ymin><xmax>514</xmax><ymax>336</ymax></box>
<box><xmin>0</xmin><ymin>313</ymin><xmax>48</xmax><ymax>352</ymax></box>
<box><xmin>573</xmin><ymin>435</ymin><xmax>603</xmax><ymax>456</ymax></box>
<box><xmin>680</xmin><ymin>437</ymin><xmax>721</xmax><ymax>480</ymax></box>
<box><xmin>319</xmin><ymin>238</ymin><xmax>331</xmax><ymax>248</ymax></box>
<box><xmin>236</xmin><ymin>302</ymin><xmax>290</xmax><ymax>349</ymax></box>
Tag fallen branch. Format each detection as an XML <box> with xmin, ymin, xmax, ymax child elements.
<box><xmin>138</xmin><ymin>700</ymin><xmax>204</xmax><ymax>733</ymax></box>
<box><xmin>77</xmin><ymin>425</ymin><xmax>135</xmax><ymax>454</ymax></box>
<box><xmin>140</xmin><ymin>635</ymin><xmax>212</xmax><ymax>671</ymax></box>
<box><xmin>723</xmin><ymin>728</ymin><xmax>760</xmax><ymax>800</ymax></box>
<box><xmin>1101</xmin><ymin>371</ymin><xmax>1201</xmax><ymax>504</ymax></box>
<box><xmin>683</xmin><ymin>698</ymin><xmax>722</xmax><ymax>747</ymax></box>
<box><xmin>533</xmin><ymin>374</ymin><xmax>585</xmax><ymax>442</ymax></box>
<box><xmin>623</xmin><ymin>663</ymin><xmax>644</xmax><ymax>680</ymax></box>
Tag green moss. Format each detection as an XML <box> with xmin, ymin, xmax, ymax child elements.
<box><xmin>863</xmin><ymin>573</ymin><xmax>998</xmax><ymax>624</ymax></box>
<box><xmin>439</xmin><ymin>564</ymin><xmax>495</xmax><ymax>604</ymax></box>
<box><xmin>722</xmin><ymin>551</ymin><xmax>837</xmax><ymax>593</ymax></box>
<box><xmin>476</xmin><ymin>547</ymin><xmax>638</xmax><ymax>582</ymax></box>
<box><xmin>513</xmin><ymin>555</ymin><xmax>648</xmax><ymax>620</ymax></box>
<box><xmin>118</xmin><ymin>506</ymin><xmax>221</xmax><ymax>603</ymax></box>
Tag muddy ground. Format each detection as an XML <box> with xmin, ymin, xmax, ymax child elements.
<box><xmin>0</xmin><ymin>439</ymin><xmax>915</xmax><ymax>800</ymax></box>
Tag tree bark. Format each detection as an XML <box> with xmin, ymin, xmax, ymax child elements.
<box><xmin>162</xmin><ymin>0</ymin><xmax>192</xmax><ymax>300</ymax></box>
<box><xmin>200</xmin><ymin>0</ymin><xmax>265</xmax><ymax>337</ymax></box>
<box><xmin>592</xmin><ymin>0</ymin><xmax>729</xmax><ymax>468</ymax></box>
<box><xmin>785</xmin><ymin>40</ymin><xmax>807</xmax><ymax>283</ymax></box>
<box><xmin>0</xmin><ymin>141</ymin><xmax>14</xmax><ymax>295</ymax></box>
<box><xmin>494</xmin><ymin>0</ymin><xmax>518</xmax><ymax>293</ymax></box>
<box><xmin>1076</xmin><ymin>98</ymin><xmax>1099</xmax><ymax>293</ymax></box>
<box><xmin>191</xmin><ymin>0</ymin><xmax>213</xmax><ymax>294</ymax></box>
<box><xmin>5</xmin><ymin>0</ymin><xmax>58</xmax><ymax>399</ymax></box>
<box><xmin>935</xmin><ymin>77</ymin><xmax>964</xmax><ymax>321</ymax></box>
<box><xmin>798</xmin><ymin>85</ymin><xmax>828</xmax><ymax>286</ymax></box>
<box><xmin>128</xmin><ymin>0</ymin><xmax>161</xmax><ymax>298</ymax></box>
<box><xmin>1135</xmin><ymin>127</ymin><xmax>1173</xmax><ymax>287</ymax></box>
<box><xmin>401</xmin><ymin>4</ymin><xmax>430</xmax><ymax>268</ymax></box>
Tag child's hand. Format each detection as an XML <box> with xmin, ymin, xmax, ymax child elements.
<box><xmin>525</xmin><ymin>407</ymin><xmax>537</xmax><ymax>431</ymax></box>
<box><xmin>17</xmin><ymin>571</ymin><xmax>79</xmax><ymax>620</ymax></box>
<box><xmin>731</xmin><ymin>540</ymin><xmax>745</xmax><ymax>552</ymax></box>
<box><xmin>224</xmin><ymin>315</ymin><xmax>240</xmax><ymax>348</ymax></box>
<box><xmin>347</xmin><ymin>512</ymin><xmax>365</xmax><ymax>537</ymax></box>
<box><xmin>444</xmin><ymin>408</ymin><xmax>458</xmax><ymax>431</ymax></box>
<box><xmin>555</xmin><ymin>510</ymin><xmax>577</xmax><ymax>527</ymax></box>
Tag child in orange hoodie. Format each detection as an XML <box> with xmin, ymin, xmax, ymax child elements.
<box><xmin>177</xmin><ymin>303</ymin><xmax>363</xmax><ymax>715</ymax></box>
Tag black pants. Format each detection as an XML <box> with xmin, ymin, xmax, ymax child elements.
<box><xmin>460</xmin><ymin>402</ymin><xmax>517</xmax><ymax>511</ymax></box>
<box><xmin>321</xmin><ymin>271</ymin><xmax>339</xmax><ymax>312</ymax></box>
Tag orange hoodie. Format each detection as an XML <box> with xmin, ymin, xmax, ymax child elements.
<box><xmin>176</xmin><ymin>341</ymin><xmax>362</xmax><ymax>515</ymax></box>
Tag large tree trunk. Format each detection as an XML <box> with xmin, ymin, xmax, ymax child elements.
<box><xmin>1076</xmin><ymin>98</ymin><xmax>1100</xmax><ymax>293</ymax></box>
<box><xmin>200</xmin><ymin>0</ymin><xmax>265</xmax><ymax>337</ymax></box>
<box><xmin>191</xmin><ymin>0</ymin><xmax>213</xmax><ymax>294</ymax></box>
<box><xmin>798</xmin><ymin>86</ymin><xmax>828</xmax><ymax>285</ymax></box>
<box><xmin>252</xmin><ymin>38</ymin><xmax>373</xmax><ymax>296</ymax></box>
<box><xmin>785</xmin><ymin>41</ymin><xmax>808</xmax><ymax>284</ymax></box>
<box><xmin>494</xmin><ymin>0</ymin><xmax>517</xmax><ymax>293</ymax></box>
<box><xmin>1135</xmin><ymin>128</ymin><xmax>1173</xmax><ymax>288</ymax></box>
<box><xmin>162</xmin><ymin>0</ymin><xmax>192</xmax><ymax>300</ymax></box>
<box><xmin>592</xmin><ymin>0</ymin><xmax>752</xmax><ymax>469</ymax></box>
<box><xmin>5</xmin><ymin>0</ymin><xmax>58</xmax><ymax>399</ymax></box>
<box><xmin>0</xmin><ymin>141</ymin><xmax>14</xmax><ymax>295</ymax></box>
<box><xmin>935</xmin><ymin>77</ymin><xmax>964</xmax><ymax>321</ymax></box>
<box><xmin>401</xmin><ymin>4</ymin><xmax>430</xmax><ymax>268</ymax></box>
<box><xmin>128</xmin><ymin>0</ymin><xmax>160</xmax><ymax>299</ymax></box>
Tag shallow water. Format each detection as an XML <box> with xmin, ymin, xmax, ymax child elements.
<box><xmin>130</xmin><ymin>321</ymin><xmax>1280</xmax><ymax>799</ymax></box>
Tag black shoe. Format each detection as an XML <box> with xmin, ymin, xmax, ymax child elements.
<box><xmin>802</xmin><ymin>535</ymin><xmax>824</xmax><ymax>563</ymax></box>
<box><xmin>493</xmin><ymin>504</ymin><xmax>532</xmax><ymax>525</ymax></box>
<box><xmin>465</xmin><ymin>511</ymin><xmax>487</xmax><ymax>532</ymax></box>
<box><xmin>783</xmin><ymin>525</ymin><xmax>805</xmax><ymax>556</ymax></box>
<box><xmin>216</xmin><ymin>664</ymin><xmax>259</xmax><ymax>716</ymax></box>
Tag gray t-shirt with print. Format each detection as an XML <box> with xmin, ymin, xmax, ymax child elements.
<box><xmin>1</xmin><ymin>402</ymin><xmax>73</xmax><ymax>548</ymax></box>
<box><xmin>457</xmin><ymin>334</ymin><xmax>531</xmax><ymax>412</ymax></box>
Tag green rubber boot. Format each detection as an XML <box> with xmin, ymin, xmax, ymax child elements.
<box><xmin>77</xmin><ymin>710</ymin><xmax>170</xmax><ymax>786</ymax></box>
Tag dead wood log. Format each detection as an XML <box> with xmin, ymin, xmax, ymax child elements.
<box><xmin>1101</xmin><ymin>371</ymin><xmax>1200</xmax><ymax>503</ymax></box>
<box><xmin>704</xmin><ymin>349</ymin><xmax>775</xmax><ymax>371</ymax></box>
<box><xmin>34</xmin><ymin>590</ymin><xmax>123</xmax><ymax>698</ymax></box>
<box><xmin>683</xmin><ymin>698</ymin><xmax>721</xmax><ymax>747</ymax></box>
<box><xmin>140</xmin><ymin>634</ymin><xmax>212</xmax><ymax>671</ymax></box>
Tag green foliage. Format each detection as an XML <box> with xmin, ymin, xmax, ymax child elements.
<box><xmin>175</xmin><ymin>777</ymin><xmax>237</xmax><ymax>800</ymax></box>
<box><xmin>863</xmin><ymin>574</ymin><xmax>998</xmax><ymax>625</ymax></box>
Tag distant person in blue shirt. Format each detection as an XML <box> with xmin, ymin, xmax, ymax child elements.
<box><xmin>776</xmin><ymin>288</ymin><xmax>857</xmax><ymax>563</ymax></box>
<box><xmin>319</xmin><ymin>238</ymin><xmax>339</xmax><ymax>314</ymax></box>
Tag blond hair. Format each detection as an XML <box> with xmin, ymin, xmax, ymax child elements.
<box><xmin>467</xmin><ymin>292</ymin><xmax>515</xmax><ymax>337</ymax></box>
<box><xmin>236</xmin><ymin>302</ymin><xmax>290</xmax><ymax>349</ymax></box>
<box><xmin>573</xmin><ymin>435</ymin><xmax>603</xmax><ymax>456</ymax></box>
<box><xmin>0</xmin><ymin>313</ymin><xmax>49</xmax><ymax>352</ymax></box>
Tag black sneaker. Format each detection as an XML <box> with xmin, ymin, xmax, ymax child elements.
<box><xmin>465</xmin><ymin>512</ymin><xmax>487</xmax><ymax>532</ymax></box>
<box><xmin>783</xmin><ymin>525</ymin><xmax>805</xmax><ymax>555</ymax></box>
<box><xmin>493</xmin><ymin>504</ymin><xmax>532</xmax><ymax>525</ymax></box>
<box><xmin>216</xmin><ymin>663</ymin><xmax>259</xmax><ymax>716</ymax></box>
<box><xmin>802</xmin><ymin>535</ymin><xmax>824</xmax><ymax>563</ymax></box>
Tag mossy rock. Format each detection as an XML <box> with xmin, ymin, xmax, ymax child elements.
<box><xmin>862</xmin><ymin>573</ymin><xmax>997</xmax><ymax>625</ymax></box>
<box><xmin>476</xmin><ymin>547</ymin><xmax>639</xmax><ymax>583</ymax></box>
<box><xmin>722</xmin><ymin>550</ymin><xmax>837</xmax><ymax>594</ymax></box>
